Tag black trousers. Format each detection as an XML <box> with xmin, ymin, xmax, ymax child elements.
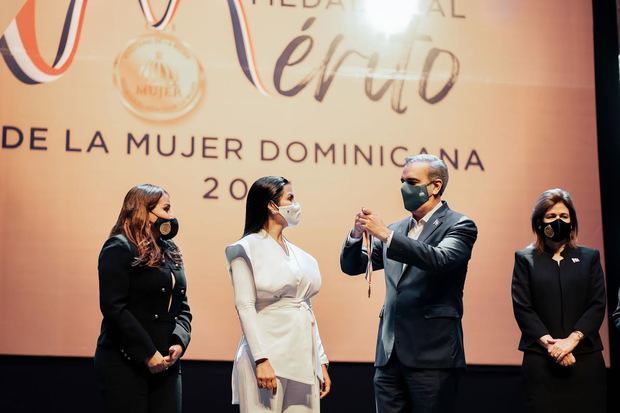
<box><xmin>374</xmin><ymin>351</ymin><xmax>462</xmax><ymax>413</ymax></box>
<box><xmin>522</xmin><ymin>351</ymin><xmax>606</xmax><ymax>413</ymax></box>
<box><xmin>94</xmin><ymin>347</ymin><xmax>182</xmax><ymax>413</ymax></box>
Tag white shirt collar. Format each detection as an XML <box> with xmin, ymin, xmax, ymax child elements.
<box><xmin>412</xmin><ymin>200</ymin><xmax>443</xmax><ymax>227</ymax></box>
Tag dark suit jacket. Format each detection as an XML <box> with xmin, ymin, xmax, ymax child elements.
<box><xmin>96</xmin><ymin>234</ymin><xmax>192</xmax><ymax>364</ymax></box>
<box><xmin>340</xmin><ymin>201</ymin><xmax>478</xmax><ymax>368</ymax></box>
<box><xmin>613</xmin><ymin>288</ymin><xmax>620</xmax><ymax>332</ymax></box>
<box><xmin>511</xmin><ymin>245</ymin><xmax>605</xmax><ymax>354</ymax></box>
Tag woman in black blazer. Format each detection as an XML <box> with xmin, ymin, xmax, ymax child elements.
<box><xmin>512</xmin><ymin>188</ymin><xmax>606</xmax><ymax>412</ymax></box>
<box><xmin>94</xmin><ymin>184</ymin><xmax>192</xmax><ymax>413</ymax></box>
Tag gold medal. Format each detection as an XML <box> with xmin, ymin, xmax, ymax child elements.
<box><xmin>113</xmin><ymin>32</ymin><xmax>204</xmax><ymax>121</ymax></box>
<box><xmin>114</xmin><ymin>1</ymin><xmax>204</xmax><ymax>121</ymax></box>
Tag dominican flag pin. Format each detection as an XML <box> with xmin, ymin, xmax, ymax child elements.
<box><xmin>571</xmin><ymin>258</ymin><xmax>580</xmax><ymax>263</ymax></box>
<box><xmin>433</xmin><ymin>219</ymin><xmax>440</xmax><ymax>226</ymax></box>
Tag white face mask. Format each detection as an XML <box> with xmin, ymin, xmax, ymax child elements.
<box><xmin>278</xmin><ymin>202</ymin><xmax>301</xmax><ymax>227</ymax></box>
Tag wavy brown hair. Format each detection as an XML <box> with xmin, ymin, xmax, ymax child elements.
<box><xmin>531</xmin><ymin>188</ymin><xmax>578</xmax><ymax>253</ymax></box>
<box><xmin>110</xmin><ymin>184</ymin><xmax>182</xmax><ymax>267</ymax></box>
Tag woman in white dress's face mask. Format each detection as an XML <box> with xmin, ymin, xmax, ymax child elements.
<box><xmin>268</xmin><ymin>184</ymin><xmax>301</xmax><ymax>228</ymax></box>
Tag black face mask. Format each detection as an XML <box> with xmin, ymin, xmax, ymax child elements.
<box><xmin>538</xmin><ymin>218</ymin><xmax>572</xmax><ymax>242</ymax></box>
<box><xmin>152</xmin><ymin>216</ymin><xmax>179</xmax><ymax>240</ymax></box>
<box><xmin>401</xmin><ymin>181</ymin><xmax>434</xmax><ymax>212</ymax></box>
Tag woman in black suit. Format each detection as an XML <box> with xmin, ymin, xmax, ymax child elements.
<box><xmin>511</xmin><ymin>188</ymin><xmax>606</xmax><ymax>412</ymax></box>
<box><xmin>94</xmin><ymin>184</ymin><xmax>192</xmax><ymax>413</ymax></box>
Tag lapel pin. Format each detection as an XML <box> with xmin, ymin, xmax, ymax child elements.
<box><xmin>433</xmin><ymin>219</ymin><xmax>440</xmax><ymax>226</ymax></box>
<box><xmin>571</xmin><ymin>258</ymin><xmax>580</xmax><ymax>263</ymax></box>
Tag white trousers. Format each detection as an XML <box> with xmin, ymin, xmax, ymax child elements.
<box><xmin>236</xmin><ymin>354</ymin><xmax>320</xmax><ymax>413</ymax></box>
<box><xmin>238</xmin><ymin>377</ymin><xmax>319</xmax><ymax>413</ymax></box>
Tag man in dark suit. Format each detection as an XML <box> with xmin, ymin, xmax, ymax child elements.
<box><xmin>340</xmin><ymin>154</ymin><xmax>478</xmax><ymax>413</ymax></box>
<box><xmin>614</xmin><ymin>290</ymin><xmax>620</xmax><ymax>331</ymax></box>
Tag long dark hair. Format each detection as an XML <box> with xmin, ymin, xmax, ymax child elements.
<box><xmin>110</xmin><ymin>184</ymin><xmax>182</xmax><ymax>267</ymax></box>
<box><xmin>530</xmin><ymin>188</ymin><xmax>579</xmax><ymax>252</ymax></box>
<box><xmin>243</xmin><ymin>176</ymin><xmax>290</xmax><ymax>236</ymax></box>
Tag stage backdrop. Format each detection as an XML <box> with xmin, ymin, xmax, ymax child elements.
<box><xmin>0</xmin><ymin>0</ymin><xmax>609</xmax><ymax>365</ymax></box>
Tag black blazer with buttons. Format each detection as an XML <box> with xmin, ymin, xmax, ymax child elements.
<box><xmin>511</xmin><ymin>245</ymin><xmax>606</xmax><ymax>355</ymax></box>
<box><xmin>340</xmin><ymin>201</ymin><xmax>478</xmax><ymax>368</ymax></box>
<box><xmin>96</xmin><ymin>234</ymin><xmax>192</xmax><ymax>363</ymax></box>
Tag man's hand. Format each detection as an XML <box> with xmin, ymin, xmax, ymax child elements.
<box><xmin>358</xmin><ymin>208</ymin><xmax>391</xmax><ymax>242</ymax></box>
<box><xmin>351</xmin><ymin>209</ymin><xmax>365</xmax><ymax>238</ymax></box>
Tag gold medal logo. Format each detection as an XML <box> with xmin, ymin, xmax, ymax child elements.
<box><xmin>159</xmin><ymin>221</ymin><xmax>172</xmax><ymax>236</ymax></box>
<box><xmin>543</xmin><ymin>224</ymin><xmax>554</xmax><ymax>238</ymax></box>
<box><xmin>113</xmin><ymin>32</ymin><xmax>205</xmax><ymax>121</ymax></box>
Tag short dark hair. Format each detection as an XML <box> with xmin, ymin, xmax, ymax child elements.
<box><xmin>531</xmin><ymin>188</ymin><xmax>578</xmax><ymax>252</ymax></box>
<box><xmin>404</xmin><ymin>154</ymin><xmax>449</xmax><ymax>196</ymax></box>
<box><xmin>243</xmin><ymin>176</ymin><xmax>290</xmax><ymax>237</ymax></box>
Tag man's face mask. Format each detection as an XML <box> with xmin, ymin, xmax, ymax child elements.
<box><xmin>400</xmin><ymin>181</ymin><xmax>434</xmax><ymax>212</ymax></box>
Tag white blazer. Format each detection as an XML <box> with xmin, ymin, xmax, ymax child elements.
<box><xmin>225</xmin><ymin>230</ymin><xmax>328</xmax><ymax>403</ymax></box>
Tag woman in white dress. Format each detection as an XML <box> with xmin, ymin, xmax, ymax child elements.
<box><xmin>225</xmin><ymin>176</ymin><xmax>331</xmax><ymax>413</ymax></box>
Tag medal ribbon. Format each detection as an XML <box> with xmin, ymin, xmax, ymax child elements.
<box><xmin>137</xmin><ymin>0</ymin><xmax>180</xmax><ymax>31</ymax></box>
<box><xmin>0</xmin><ymin>0</ymin><xmax>88</xmax><ymax>85</ymax></box>
<box><xmin>364</xmin><ymin>231</ymin><xmax>373</xmax><ymax>298</ymax></box>
<box><xmin>226</xmin><ymin>0</ymin><xmax>269</xmax><ymax>96</ymax></box>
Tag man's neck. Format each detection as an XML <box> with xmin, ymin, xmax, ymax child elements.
<box><xmin>412</xmin><ymin>197</ymin><xmax>441</xmax><ymax>221</ymax></box>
